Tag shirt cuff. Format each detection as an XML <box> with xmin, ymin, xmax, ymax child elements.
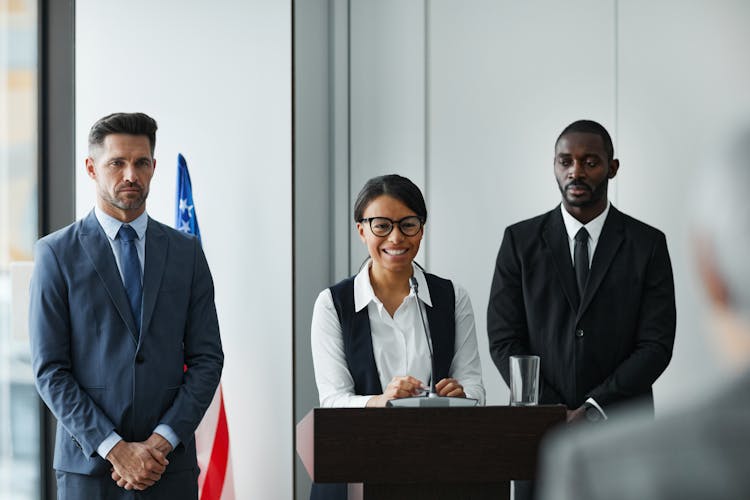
<box><xmin>585</xmin><ymin>397</ymin><xmax>608</xmax><ymax>420</ymax></box>
<box><xmin>154</xmin><ymin>424</ymin><xmax>180</xmax><ymax>450</ymax></box>
<box><xmin>347</xmin><ymin>395</ymin><xmax>376</xmax><ymax>407</ymax></box>
<box><xmin>464</xmin><ymin>389</ymin><xmax>485</xmax><ymax>406</ymax></box>
<box><xmin>97</xmin><ymin>431</ymin><xmax>123</xmax><ymax>460</ymax></box>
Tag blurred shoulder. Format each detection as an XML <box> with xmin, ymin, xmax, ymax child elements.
<box><xmin>541</xmin><ymin>394</ymin><xmax>750</xmax><ymax>500</ymax></box>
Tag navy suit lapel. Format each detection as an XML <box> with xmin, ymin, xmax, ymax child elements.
<box><xmin>141</xmin><ymin>218</ymin><xmax>168</xmax><ymax>338</ymax></box>
<box><xmin>79</xmin><ymin>211</ymin><xmax>139</xmax><ymax>343</ymax></box>
<box><xmin>542</xmin><ymin>208</ymin><xmax>579</xmax><ymax>312</ymax></box>
<box><xmin>578</xmin><ymin>206</ymin><xmax>625</xmax><ymax>318</ymax></box>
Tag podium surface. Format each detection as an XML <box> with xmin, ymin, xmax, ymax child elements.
<box><xmin>297</xmin><ymin>406</ymin><xmax>565</xmax><ymax>499</ymax></box>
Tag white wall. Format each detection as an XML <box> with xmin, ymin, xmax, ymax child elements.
<box><xmin>349</xmin><ymin>0</ymin><xmax>428</xmax><ymax>271</ymax></box>
<box><xmin>617</xmin><ymin>0</ymin><xmax>750</xmax><ymax>403</ymax></box>
<box><xmin>76</xmin><ymin>1</ymin><xmax>293</xmax><ymax>498</ymax></box>
<box><xmin>341</xmin><ymin>0</ymin><xmax>750</xmax><ymax>412</ymax></box>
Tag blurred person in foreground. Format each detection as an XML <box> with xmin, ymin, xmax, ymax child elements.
<box><xmin>29</xmin><ymin>112</ymin><xmax>223</xmax><ymax>499</ymax></box>
<box><xmin>309</xmin><ymin>174</ymin><xmax>485</xmax><ymax>500</ymax></box>
<box><xmin>538</xmin><ymin>127</ymin><xmax>750</xmax><ymax>500</ymax></box>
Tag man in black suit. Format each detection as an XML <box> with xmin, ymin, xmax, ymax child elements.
<box><xmin>537</xmin><ymin>126</ymin><xmax>750</xmax><ymax>500</ymax></box>
<box><xmin>487</xmin><ymin>120</ymin><xmax>676</xmax><ymax>499</ymax></box>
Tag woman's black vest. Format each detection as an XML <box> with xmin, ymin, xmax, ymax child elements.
<box><xmin>310</xmin><ymin>272</ymin><xmax>456</xmax><ymax>500</ymax></box>
<box><xmin>328</xmin><ymin>272</ymin><xmax>456</xmax><ymax>394</ymax></box>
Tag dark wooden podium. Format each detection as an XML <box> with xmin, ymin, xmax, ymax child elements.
<box><xmin>296</xmin><ymin>406</ymin><xmax>565</xmax><ymax>500</ymax></box>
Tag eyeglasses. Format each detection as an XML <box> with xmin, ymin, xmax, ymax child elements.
<box><xmin>359</xmin><ymin>216</ymin><xmax>425</xmax><ymax>237</ymax></box>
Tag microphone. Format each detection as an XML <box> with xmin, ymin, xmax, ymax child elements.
<box><xmin>409</xmin><ymin>276</ymin><xmax>438</xmax><ymax>397</ymax></box>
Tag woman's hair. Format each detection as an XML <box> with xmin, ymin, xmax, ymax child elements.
<box><xmin>353</xmin><ymin>174</ymin><xmax>427</xmax><ymax>223</ymax></box>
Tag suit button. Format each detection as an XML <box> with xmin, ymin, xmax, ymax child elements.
<box><xmin>575</xmin><ymin>329</ymin><xmax>585</xmax><ymax>338</ymax></box>
<box><xmin>136</xmin><ymin>354</ymin><xmax>145</xmax><ymax>364</ymax></box>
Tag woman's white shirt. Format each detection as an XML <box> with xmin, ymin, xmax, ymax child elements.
<box><xmin>311</xmin><ymin>263</ymin><xmax>485</xmax><ymax>407</ymax></box>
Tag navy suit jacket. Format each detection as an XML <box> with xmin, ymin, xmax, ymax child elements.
<box><xmin>29</xmin><ymin>210</ymin><xmax>223</xmax><ymax>476</ymax></box>
<box><xmin>487</xmin><ymin>205</ymin><xmax>676</xmax><ymax>413</ymax></box>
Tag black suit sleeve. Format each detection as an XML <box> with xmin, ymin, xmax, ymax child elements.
<box><xmin>487</xmin><ymin>227</ymin><xmax>564</xmax><ymax>404</ymax></box>
<box><xmin>587</xmin><ymin>232</ymin><xmax>676</xmax><ymax>408</ymax></box>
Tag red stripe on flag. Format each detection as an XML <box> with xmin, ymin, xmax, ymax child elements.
<box><xmin>200</xmin><ymin>388</ymin><xmax>230</xmax><ymax>500</ymax></box>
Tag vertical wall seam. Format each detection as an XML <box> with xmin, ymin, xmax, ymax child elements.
<box><xmin>614</xmin><ymin>0</ymin><xmax>619</xmax><ymax>204</ymax></box>
<box><xmin>290</xmin><ymin>2</ymin><xmax>297</xmax><ymax>498</ymax></box>
<box><xmin>327</xmin><ymin>0</ymin><xmax>335</xmax><ymax>283</ymax></box>
<box><xmin>423</xmin><ymin>0</ymin><xmax>431</xmax><ymax>271</ymax></box>
<box><xmin>346</xmin><ymin>0</ymin><xmax>352</xmax><ymax>275</ymax></box>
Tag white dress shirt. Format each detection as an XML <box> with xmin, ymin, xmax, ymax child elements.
<box><xmin>93</xmin><ymin>207</ymin><xmax>181</xmax><ymax>456</ymax></box>
<box><xmin>559</xmin><ymin>202</ymin><xmax>611</xmax><ymax>419</ymax></box>
<box><xmin>559</xmin><ymin>201</ymin><xmax>610</xmax><ymax>268</ymax></box>
<box><xmin>311</xmin><ymin>262</ymin><xmax>485</xmax><ymax>407</ymax></box>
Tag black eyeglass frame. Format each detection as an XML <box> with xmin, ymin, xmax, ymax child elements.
<box><xmin>358</xmin><ymin>216</ymin><xmax>426</xmax><ymax>237</ymax></box>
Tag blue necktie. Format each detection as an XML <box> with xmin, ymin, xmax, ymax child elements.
<box><xmin>117</xmin><ymin>224</ymin><xmax>142</xmax><ymax>336</ymax></box>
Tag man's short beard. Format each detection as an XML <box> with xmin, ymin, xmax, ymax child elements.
<box><xmin>559</xmin><ymin>179</ymin><xmax>607</xmax><ymax>207</ymax></box>
<box><xmin>102</xmin><ymin>190</ymin><xmax>148</xmax><ymax>211</ymax></box>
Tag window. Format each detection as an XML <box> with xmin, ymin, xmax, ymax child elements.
<box><xmin>0</xmin><ymin>1</ymin><xmax>40</xmax><ymax>499</ymax></box>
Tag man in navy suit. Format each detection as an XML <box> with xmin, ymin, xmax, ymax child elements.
<box><xmin>487</xmin><ymin>120</ymin><xmax>676</xmax><ymax>500</ymax></box>
<box><xmin>29</xmin><ymin>112</ymin><xmax>223</xmax><ymax>499</ymax></box>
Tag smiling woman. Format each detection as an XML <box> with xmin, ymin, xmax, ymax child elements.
<box><xmin>308</xmin><ymin>174</ymin><xmax>486</xmax><ymax>500</ymax></box>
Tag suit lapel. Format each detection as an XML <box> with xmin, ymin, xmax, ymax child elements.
<box><xmin>79</xmin><ymin>211</ymin><xmax>139</xmax><ymax>343</ymax></box>
<box><xmin>141</xmin><ymin>218</ymin><xmax>168</xmax><ymax>339</ymax></box>
<box><xmin>542</xmin><ymin>208</ymin><xmax>579</xmax><ymax>312</ymax></box>
<box><xmin>577</xmin><ymin>206</ymin><xmax>625</xmax><ymax>318</ymax></box>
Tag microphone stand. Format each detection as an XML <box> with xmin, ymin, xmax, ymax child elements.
<box><xmin>409</xmin><ymin>276</ymin><xmax>438</xmax><ymax>397</ymax></box>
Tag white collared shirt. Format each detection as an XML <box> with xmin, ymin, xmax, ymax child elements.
<box><xmin>311</xmin><ymin>262</ymin><xmax>485</xmax><ymax>407</ymax></box>
<box><xmin>559</xmin><ymin>201</ymin><xmax>611</xmax><ymax>267</ymax></box>
<box><xmin>94</xmin><ymin>205</ymin><xmax>148</xmax><ymax>282</ymax></box>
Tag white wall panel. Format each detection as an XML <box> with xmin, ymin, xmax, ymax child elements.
<box><xmin>618</xmin><ymin>0</ymin><xmax>750</xmax><ymax>409</ymax></box>
<box><xmin>428</xmin><ymin>0</ymin><xmax>616</xmax><ymax>406</ymax></box>
<box><xmin>349</xmin><ymin>0</ymin><xmax>427</xmax><ymax>272</ymax></box>
<box><xmin>76</xmin><ymin>1</ymin><xmax>292</xmax><ymax>497</ymax></box>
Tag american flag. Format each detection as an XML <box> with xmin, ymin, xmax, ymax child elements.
<box><xmin>176</xmin><ymin>153</ymin><xmax>235</xmax><ymax>500</ymax></box>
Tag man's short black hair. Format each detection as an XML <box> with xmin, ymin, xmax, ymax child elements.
<box><xmin>556</xmin><ymin>119</ymin><xmax>614</xmax><ymax>161</ymax></box>
<box><xmin>88</xmin><ymin>112</ymin><xmax>158</xmax><ymax>156</ymax></box>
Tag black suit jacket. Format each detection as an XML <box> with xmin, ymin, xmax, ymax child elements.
<box><xmin>487</xmin><ymin>205</ymin><xmax>676</xmax><ymax>413</ymax></box>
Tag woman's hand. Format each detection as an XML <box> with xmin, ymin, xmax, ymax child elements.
<box><xmin>435</xmin><ymin>378</ymin><xmax>465</xmax><ymax>398</ymax></box>
<box><xmin>367</xmin><ymin>376</ymin><xmax>425</xmax><ymax>407</ymax></box>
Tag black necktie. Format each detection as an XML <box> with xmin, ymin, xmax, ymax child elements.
<box><xmin>117</xmin><ymin>224</ymin><xmax>142</xmax><ymax>336</ymax></box>
<box><xmin>574</xmin><ymin>227</ymin><xmax>590</xmax><ymax>300</ymax></box>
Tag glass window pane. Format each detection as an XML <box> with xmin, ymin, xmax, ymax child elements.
<box><xmin>1</xmin><ymin>1</ymin><xmax>40</xmax><ymax>499</ymax></box>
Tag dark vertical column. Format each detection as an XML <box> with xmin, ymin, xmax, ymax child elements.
<box><xmin>39</xmin><ymin>0</ymin><xmax>76</xmax><ymax>234</ymax></box>
<box><xmin>37</xmin><ymin>0</ymin><xmax>75</xmax><ymax>498</ymax></box>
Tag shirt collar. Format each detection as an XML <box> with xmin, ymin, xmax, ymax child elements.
<box><xmin>353</xmin><ymin>260</ymin><xmax>433</xmax><ymax>312</ymax></box>
<box><xmin>560</xmin><ymin>200</ymin><xmax>611</xmax><ymax>244</ymax></box>
<box><xmin>94</xmin><ymin>205</ymin><xmax>149</xmax><ymax>241</ymax></box>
